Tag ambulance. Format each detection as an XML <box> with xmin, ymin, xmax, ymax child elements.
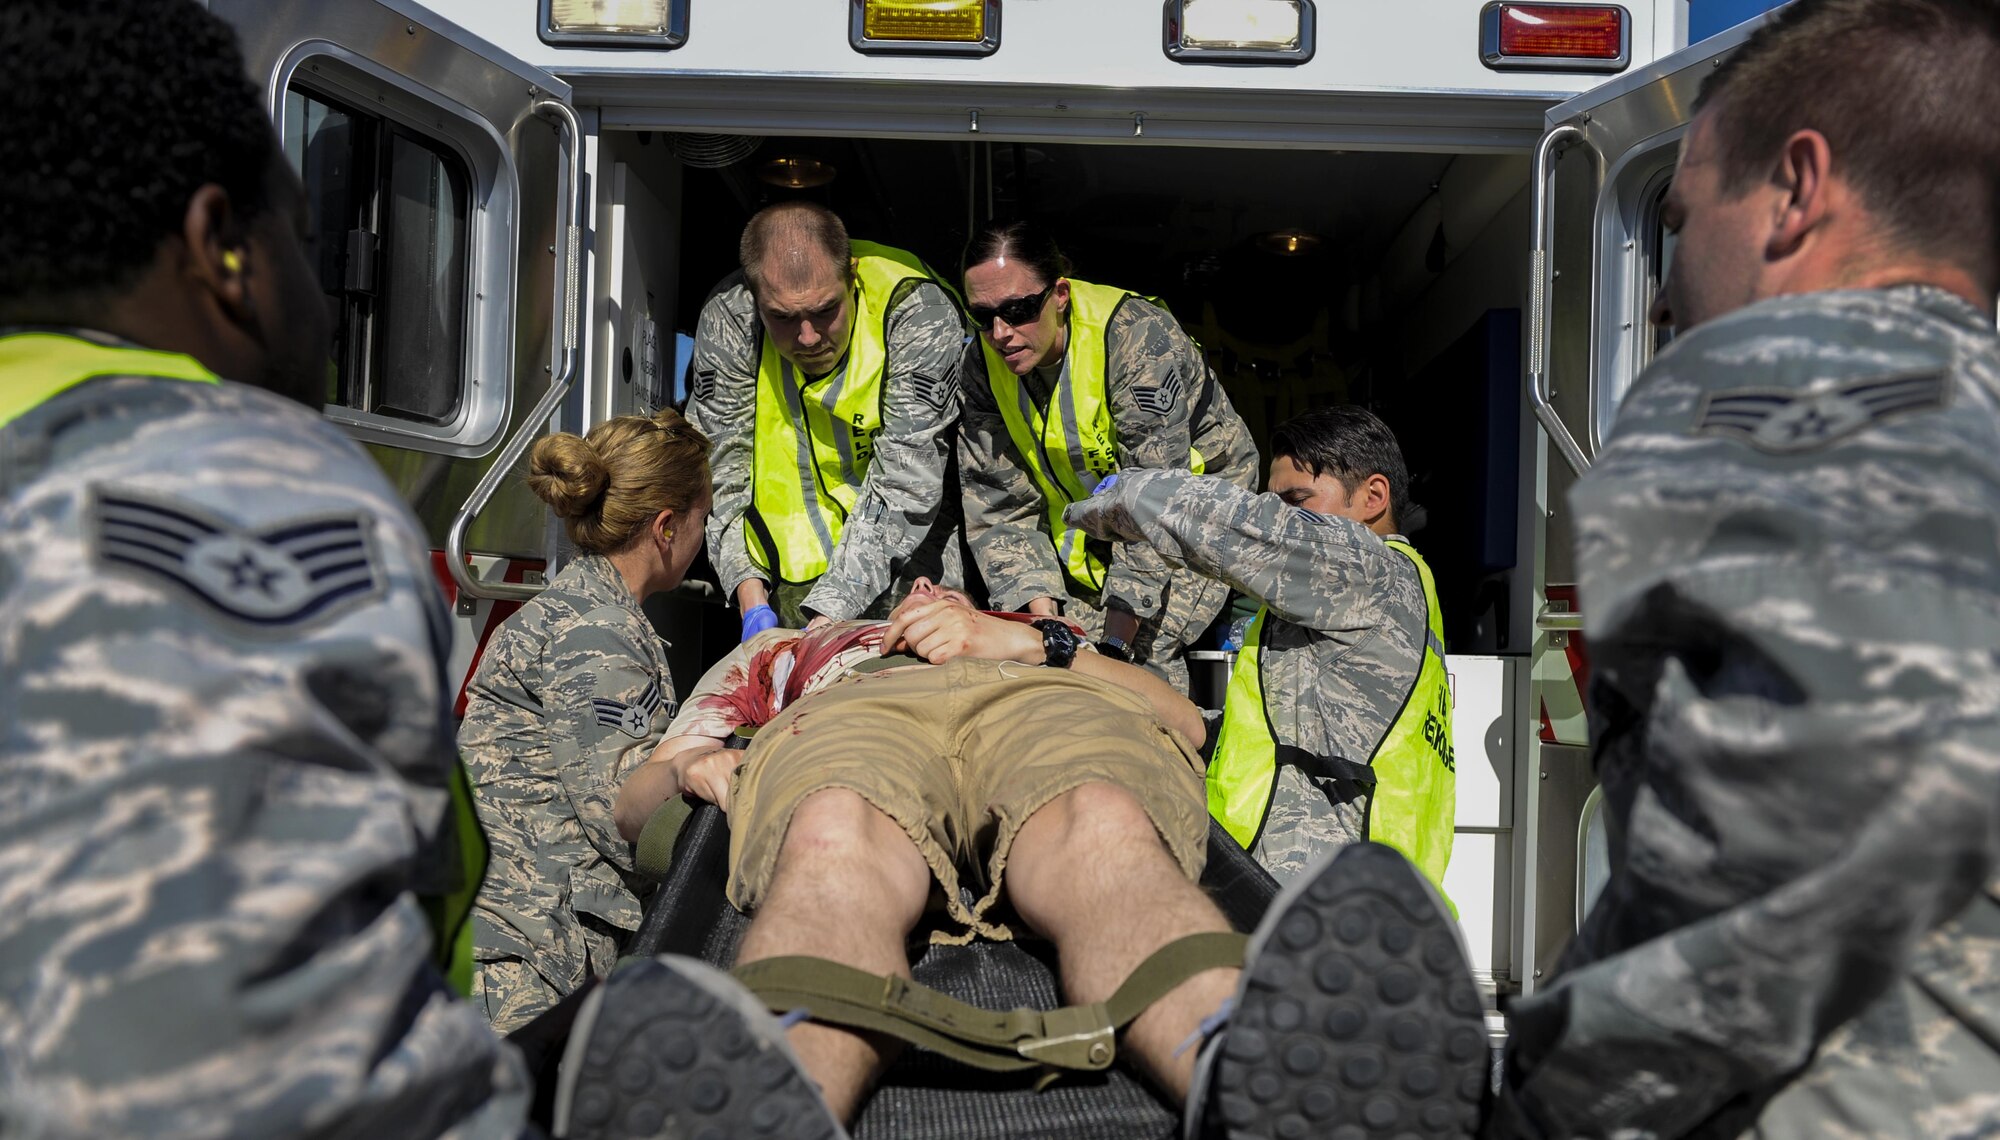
<box><xmin>209</xmin><ymin>0</ymin><xmax>1775</xmax><ymax>1062</ymax></box>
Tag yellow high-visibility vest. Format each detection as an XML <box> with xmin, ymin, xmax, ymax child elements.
<box><xmin>1208</xmin><ymin>538</ymin><xmax>1457</xmax><ymax>893</ymax></box>
<box><xmin>0</xmin><ymin>330</ymin><xmax>488</xmax><ymax>993</ymax></box>
<box><xmin>0</xmin><ymin>331</ymin><xmax>218</xmax><ymax>426</ymax></box>
<box><xmin>746</xmin><ymin>241</ymin><xmax>946</xmax><ymax>583</ymax></box>
<box><xmin>979</xmin><ymin>279</ymin><xmax>1203</xmax><ymax>593</ymax></box>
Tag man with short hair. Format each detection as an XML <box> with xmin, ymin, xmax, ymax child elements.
<box><xmin>1257</xmin><ymin>2</ymin><xmax>2000</xmax><ymax>1137</ymax></box>
<box><xmin>1485</xmin><ymin>2</ymin><xmax>2000</xmax><ymax>1135</ymax></box>
<box><xmin>686</xmin><ymin>203</ymin><xmax>966</xmax><ymax>636</ymax></box>
<box><xmin>0</xmin><ymin>0</ymin><xmax>530</xmax><ymax>1134</ymax></box>
<box><xmin>1067</xmin><ymin>406</ymin><xmax>1457</xmax><ymax>890</ymax></box>
<box><xmin>595</xmin><ymin>580</ymin><xmax>1486</xmax><ymax>1139</ymax></box>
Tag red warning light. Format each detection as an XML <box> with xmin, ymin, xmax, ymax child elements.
<box><xmin>1496</xmin><ymin>4</ymin><xmax>1625</xmax><ymax>59</ymax></box>
<box><xmin>1480</xmin><ymin>3</ymin><xmax>1628</xmax><ymax>71</ymax></box>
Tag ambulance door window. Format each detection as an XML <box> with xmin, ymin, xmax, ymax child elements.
<box><xmin>284</xmin><ymin>86</ymin><xmax>471</xmax><ymax>426</ymax></box>
<box><xmin>376</xmin><ymin>132</ymin><xmax>470</xmax><ymax>422</ymax></box>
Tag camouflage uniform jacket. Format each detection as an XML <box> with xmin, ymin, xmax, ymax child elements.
<box><xmin>0</xmin><ymin>339</ymin><xmax>529</xmax><ymax>1138</ymax></box>
<box><xmin>685</xmin><ymin>275</ymin><xmax>965</xmax><ymax>621</ymax></box>
<box><xmin>960</xmin><ymin>297</ymin><xmax>1260</xmax><ymax>634</ymax></box>
<box><xmin>1491</xmin><ymin>286</ymin><xmax>2000</xmax><ymax>1140</ymax></box>
<box><xmin>460</xmin><ymin>552</ymin><xmax>674</xmax><ymax>1026</ymax></box>
<box><xmin>1066</xmin><ymin>469</ymin><xmax>1428</xmax><ymax>882</ymax></box>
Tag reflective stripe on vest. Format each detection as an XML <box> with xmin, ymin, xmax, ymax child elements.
<box><xmin>0</xmin><ymin>331</ymin><xmax>218</xmax><ymax>427</ymax></box>
<box><xmin>1</xmin><ymin>330</ymin><xmax>487</xmax><ymax>993</ymax></box>
<box><xmin>1207</xmin><ymin>539</ymin><xmax>1457</xmax><ymax>892</ymax></box>
<box><xmin>746</xmin><ymin>241</ymin><xmax>944</xmax><ymax>583</ymax></box>
<box><xmin>979</xmin><ymin>280</ymin><xmax>1204</xmax><ymax>594</ymax></box>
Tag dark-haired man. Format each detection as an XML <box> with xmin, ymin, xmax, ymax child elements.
<box><xmin>0</xmin><ymin>0</ymin><xmax>529</xmax><ymax>1134</ymax></box>
<box><xmin>1068</xmin><ymin>406</ymin><xmax>1456</xmax><ymax>890</ymax></box>
<box><xmin>686</xmin><ymin>203</ymin><xmax>967</xmax><ymax>636</ymax></box>
<box><xmin>1484</xmin><ymin>1</ymin><xmax>2000</xmax><ymax>1135</ymax></box>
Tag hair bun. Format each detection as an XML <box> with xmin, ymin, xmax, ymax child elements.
<box><xmin>526</xmin><ymin>433</ymin><xmax>610</xmax><ymax>519</ymax></box>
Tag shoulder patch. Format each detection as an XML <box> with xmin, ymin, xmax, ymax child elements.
<box><xmin>1132</xmin><ymin>370</ymin><xmax>1187</xmax><ymax>418</ymax></box>
<box><xmin>91</xmin><ymin>490</ymin><xmax>385</xmax><ymax>631</ymax></box>
<box><xmin>691</xmin><ymin>367</ymin><xmax>718</xmax><ymax>404</ymax></box>
<box><xmin>907</xmin><ymin>370</ymin><xmax>955</xmax><ymax>414</ymax></box>
<box><xmin>591</xmin><ymin>675</ymin><xmax>672</xmax><ymax>738</ymax></box>
<box><xmin>1691</xmin><ymin>369</ymin><xmax>1948</xmax><ymax>453</ymax></box>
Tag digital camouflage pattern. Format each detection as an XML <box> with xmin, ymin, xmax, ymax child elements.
<box><xmin>460</xmin><ymin>552</ymin><xmax>674</xmax><ymax>1033</ymax></box>
<box><xmin>960</xmin><ymin>296</ymin><xmax>1259</xmax><ymax>681</ymax></box>
<box><xmin>685</xmin><ymin>276</ymin><xmax>965</xmax><ymax>622</ymax></box>
<box><xmin>1490</xmin><ymin>286</ymin><xmax>2000</xmax><ymax>1140</ymax></box>
<box><xmin>1066</xmin><ymin>469</ymin><xmax>1427</xmax><ymax>881</ymax></box>
<box><xmin>0</xmin><ymin>354</ymin><xmax>529</xmax><ymax>1138</ymax></box>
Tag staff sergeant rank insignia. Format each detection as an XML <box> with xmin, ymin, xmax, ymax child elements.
<box><xmin>593</xmin><ymin>676</ymin><xmax>671</xmax><ymax>738</ymax></box>
<box><xmin>91</xmin><ymin>490</ymin><xmax>385</xmax><ymax>630</ymax></box>
<box><xmin>1692</xmin><ymin>369</ymin><xmax>1948</xmax><ymax>453</ymax></box>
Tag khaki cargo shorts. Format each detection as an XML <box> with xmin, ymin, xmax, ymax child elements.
<box><xmin>725</xmin><ymin>658</ymin><xmax>1209</xmax><ymax>941</ymax></box>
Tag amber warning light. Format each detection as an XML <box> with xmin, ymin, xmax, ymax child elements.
<box><xmin>1480</xmin><ymin>3</ymin><xmax>1628</xmax><ymax>71</ymax></box>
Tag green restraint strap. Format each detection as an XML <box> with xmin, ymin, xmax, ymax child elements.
<box><xmin>635</xmin><ymin>795</ymin><xmax>695</xmax><ymax>881</ymax></box>
<box><xmin>734</xmin><ymin>930</ymin><xmax>1247</xmax><ymax>1079</ymax></box>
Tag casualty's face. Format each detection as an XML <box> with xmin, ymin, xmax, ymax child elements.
<box><xmin>1649</xmin><ymin>110</ymin><xmax>1770</xmax><ymax>335</ymax></box>
<box><xmin>253</xmin><ymin>158</ymin><xmax>337</xmax><ymax>409</ymax></box>
<box><xmin>964</xmin><ymin>256</ymin><xmax>1066</xmax><ymax>375</ymax></box>
<box><xmin>1269</xmin><ymin>455</ymin><xmax>1369</xmax><ymax>524</ymax></box>
<box><xmin>753</xmin><ymin>249</ymin><xmax>855</xmax><ymax>378</ymax></box>
<box><xmin>889</xmin><ymin>577</ymin><xmax>976</xmax><ymax>621</ymax></box>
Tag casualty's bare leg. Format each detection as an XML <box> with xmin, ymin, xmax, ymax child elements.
<box><xmin>1004</xmin><ymin>781</ymin><xmax>1240</xmax><ymax>1103</ymax></box>
<box><xmin>734</xmin><ymin>787</ymin><xmax>932</xmax><ymax>1123</ymax></box>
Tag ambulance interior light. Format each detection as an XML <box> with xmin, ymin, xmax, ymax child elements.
<box><xmin>1165</xmin><ymin>0</ymin><xmax>1315</xmax><ymax>65</ymax></box>
<box><xmin>1479</xmin><ymin>3</ymin><xmax>1629</xmax><ymax>72</ymax></box>
<box><xmin>540</xmin><ymin>0</ymin><xmax>688</xmax><ymax>47</ymax></box>
<box><xmin>851</xmin><ymin>0</ymin><xmax>1001</xmax><ymax>57</ymax></box>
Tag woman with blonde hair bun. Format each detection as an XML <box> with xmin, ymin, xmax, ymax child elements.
<box><xmin>458</xmin><ymin>408</ymin><xmax>711</xmax><ymax>1032</ymax></box>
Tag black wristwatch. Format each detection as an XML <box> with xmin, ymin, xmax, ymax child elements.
<box><xmin>1096</xmin><ymin>635</ymin><xmax>1132</xmax><ymax>663</ymax></box>
<box><xmin>1031</xmin><ymin>618</ymin><xmax>1080</xmax><ymax>669</ymax></box>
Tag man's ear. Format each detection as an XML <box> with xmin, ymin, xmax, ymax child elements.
<box><xmin>1768</xmin><ymin>129</ymin><xmax>1833</xmax><ymax>261</ymax></box>
<box><xmin>182</xmin><ymin>183</ymin><xmax>252</xmax><ymax>325</ymax></box>
<box><xmin>1363</xmin><ymin>473</ymin><xmax>1393</xmax><ymax>523</ymax></box>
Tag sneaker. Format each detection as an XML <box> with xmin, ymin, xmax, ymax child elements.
<box><xmin>1189</xmin><ymin>842</ymin><xmax>1486</xmax><ymax>1139</ymax></box>
<box><xmin>555</xmin><ymin>955</ymin><xmax>847</xmax><ymax>1140</ymax></box>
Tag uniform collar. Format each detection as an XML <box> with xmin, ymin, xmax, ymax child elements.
<box><xmin>553</xmin><ymin>551</ymin><xmax>646</xmax><ymax>616</ymax></box>
<box><xmin>1883</xmin><ymin>283</ymin><xmax>1997</xmax><ymax>333</ymax></box>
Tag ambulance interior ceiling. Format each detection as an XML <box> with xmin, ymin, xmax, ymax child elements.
<box><xmin>644</xmin><ymin>132</ymin><xmax>1535</xmax><ymax>654</ymax></box>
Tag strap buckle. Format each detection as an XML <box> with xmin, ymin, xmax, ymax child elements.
<box><xmin>1015</xmin><ymin>1002</ymin><xmax>1115</xmax><ymax>1070</ymax></box>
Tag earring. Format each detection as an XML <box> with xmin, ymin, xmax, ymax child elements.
<box><xmin>222</xmin><ymin>250</ymin><xmax>243</xmax><ymax>273</ymax></box>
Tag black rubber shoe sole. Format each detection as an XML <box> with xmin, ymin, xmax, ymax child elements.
<box><xmin>555</xmin><ymin>955</ymin><xmax>846</xmax><ymax>1140</ymax></box>
<box><xmin>1203</xmin><ymin>843</ymin><xmax>1486</xmax><ymax>1140</ymax></box>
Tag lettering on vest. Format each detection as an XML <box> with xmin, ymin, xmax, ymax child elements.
<box><xmin>1420</xmin><ymin>685</ymin><xmax>1455</xmax><ymax>772</ymax></box>
<box><xmin>852</xmin><ymin>410</ymin><xmax>875</xmax><ymax>468</ymax></box>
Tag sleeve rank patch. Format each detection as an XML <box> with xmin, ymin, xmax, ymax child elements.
<box><xmin>691</xmin><ymin>367</ymin><xmax>718</xmax><ymax>404</ymax></box>
<box><xmin>593</xmin><ymin>675</ymin><xmax>670</xmax><ymax>738</ymax></box>
<box><xmin>1692</xmin><ymin>369</ymin><xmax>1948</xmax><ymax>453</ymax></box>
<box><xmin>1132</xmin><ymin>370</ymin><xmax>1187</xmax><ymax>417</ymax></box>
<box><xmin>907</xmin><ymin>370</ymin><xmax>954</xmax><ymax>414</ymax></box>
<box><xmin>91</xmin><ymin>490</ymin><xmax>384</xmax><ymax>630</ymax></box>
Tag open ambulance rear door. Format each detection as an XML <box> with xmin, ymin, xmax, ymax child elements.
<box><xmin>211</xmin><ymin>0</ymin><xmax>588</xmax><ymax>700</ymax></box>
<box><xmin>1517</xmin><ymin>13</ymin><xmax>1773</xmax><ymax>992</ymax></box>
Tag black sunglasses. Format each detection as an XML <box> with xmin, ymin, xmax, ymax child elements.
<box><xmin>968</xmin><ymin>281</ymin><xmax>1056</xmax><ymax>330</ymax></box>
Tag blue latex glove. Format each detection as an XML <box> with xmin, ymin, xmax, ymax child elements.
<box><xmin>1092</xmin><ymin>472</ymin><xmax>1120</xmax><ymax>495</ymax></box>
<box><xmin>740</xmin><ymin>604</ymin><xmax>778</xmax><ymax>642</ymax></box>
